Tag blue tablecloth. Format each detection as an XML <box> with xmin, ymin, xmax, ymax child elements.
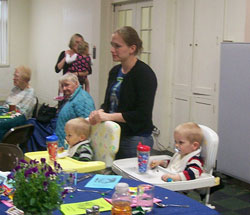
<box><xmin>55</xmin><ymin>175</ymin><xmax>218</xmax><ymax>215</ymax></box>
<box><xmin>0</xmin><ymin>174</ymin><xmax>219</xmax><ymax>215</ymax></box>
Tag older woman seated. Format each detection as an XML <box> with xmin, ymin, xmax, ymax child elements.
<box><xmin>3</xmin><ymin>66</ymin><xmax>36</xmax><ymax>119</ymax></box>
<box><xmin>27</xmin><ymin>73</ymin><xmax>95</xmax><ymax>151</ymax></box>
<box><xmin>55</xmin><ymin>73</ymin><xmax>95</xmax><ymax>146</ymax></box>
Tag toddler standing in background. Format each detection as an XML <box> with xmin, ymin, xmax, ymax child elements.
<box><xmin>67</xmin><ymin>41</ymin><xmax>92</xmax><ymax>93</ymax></box>
<box><xmin>150</xmin><ymin>122</ymin><xmax>204</xmax><ymax>182</ymax></box>
<box><xmin>58</xmin><ymin>117</ymin><xmax>93</xmax><ymax>161</ymax></box>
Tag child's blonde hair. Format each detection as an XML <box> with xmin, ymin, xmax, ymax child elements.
<box><xmin>77</xmin><ymin>41</ymin><xmax>89</xmax><ymax>55</ymax></box>
<box><xmin>174</xmin><ymin>122</ymin><xmax>203</xmax><ymax>146</ymax></box>
<box><xmin>66</xmin><ymin>117</ymin><xmax>90</xmax><ymax>138</ymax></box>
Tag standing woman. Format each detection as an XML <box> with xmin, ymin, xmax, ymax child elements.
<box><xmin>55</xmin><ymin>33</ymin><xmax>84</xmax><ymax>98</ymax></box>
<box><xmin>55</xmin><ymin>33</ymin><xmax>84</xmax><ymax>75</ymax></box>
<box><xmin>89</xmin><ymin>26</ymin><xmax>157</xmax><ymax>159</ymax></box>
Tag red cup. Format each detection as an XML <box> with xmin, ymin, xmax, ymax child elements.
<box><xmin>9</xmin><ymin>104</ymin><xmax>16</xmax><ymax>112</ymax></box>
<box><xmin>46</xmin><ymin>134</ymin><xmax>58</xmax><ymax>161</ymax></box>
<box><xmin>47</xmin><ymin>142</ymin><xmax>58</xmax><ymax>161</ymax></box>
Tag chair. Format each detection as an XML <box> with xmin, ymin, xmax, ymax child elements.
<box><xmin>112</xmin><ymin>124</ymin><xmax>219</xmax><ymax>206</ymax></box>
<box><xmin>24</xmin><ymin>121</ymin><xmax>121</xmax><ymax>173</ymax></box>
<box><xmin>90</xmin><ymin>120</ymin><xmax>121</xmax><ymax>168</ymax></box>
<box><xmin>2</xmin><ymin>124</ymin><xmax>35</xmax><ymax>152</ymax></box>
<box><xmin>0</xmin><ymin>143</ymin><xmax>24</xmax><ymax>171</ymax></box>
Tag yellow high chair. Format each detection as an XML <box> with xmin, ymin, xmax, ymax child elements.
<box><xmin>112</xmin><ymin>124</ymin><xmax>219</xmax><ymax>206</ymax></box>
<box><xmin>25</xmin><ymin>121</ymin><xmax>121</xmax><ymax>173</ymax></box>
<box><xmin>90</xmin><ymin>120</ymin><xmax>120</xmax><ymax>168</ymax></box>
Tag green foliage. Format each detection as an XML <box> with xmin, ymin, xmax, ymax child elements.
<box><xmin>7</xmin><ymin>158</ymin><xmax>67</xmax><ymax>214</ymax></box>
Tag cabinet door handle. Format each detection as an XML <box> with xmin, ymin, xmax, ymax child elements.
<box><xmin>195</xmin><ymin>43</ymin><xmax>198</xmax><ymax>46</ymax></box>
<box><xmin>189</xmin><ymin>44</ymin><xmax>192</xmax><ymax>46</ymax></box>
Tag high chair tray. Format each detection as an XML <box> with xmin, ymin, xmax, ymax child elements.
<box><xmin>25</xmin><ymin>151</ymin><xmax>106</xmax><ymax>173</ymax></box>
<box><xmin>112</xmin><ymin>155</ymin><xmax>217</xmax><ymax>191</ymax></box>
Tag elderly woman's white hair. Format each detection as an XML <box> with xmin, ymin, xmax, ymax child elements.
<box><xmin>16</xmin><ymin>65</ymin><xmax>32</xmax><ymax>82</ymax></box>
<box><xmin>59</xmin><ymin>73</ymin><xmax>79</xmax><ymax>85</ymax></box>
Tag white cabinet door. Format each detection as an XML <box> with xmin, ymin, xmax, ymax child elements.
<box><xmin>190</xmin><ymin>97</ymin><xmax>216</xmax><ymax>129</ymax></box>
<box><xmin>169</xmin><ymin>94</ymin><xmax>190</xmax><ymax>150</ymax></box>
<box><xmin>169</xmin><ymin>95</ymin><xmax>216</xmax><ymax>149</ymax></box>
<box><xmin>174</xmin><ymin>0</ymin><xmax>194</xmax><ymax>93</ymax></box>
<box><xmin>174</xmin><ymin>0</ymin><xmax>224</xmax><ymax>96</ymax></box>
<box><xmin>171</xmin><ymin>0</ymin><xmax>224</xmax><ymax>147</ymax></box>
<box><xmin>192</xmin><ymin>0</ymin><xmax>224</xmax><ymax>96</ymax></box>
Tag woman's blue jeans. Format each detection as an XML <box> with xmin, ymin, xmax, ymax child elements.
<box><xmin>115</xmin><ymin>135</ymin><xmax>153</xmax><ymax>159</ymax></box>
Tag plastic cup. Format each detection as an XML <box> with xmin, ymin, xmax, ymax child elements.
<box><xmin>137</xmin><ymin>184</ymin><xmax>154</xmax><ymax>212</ymax></box>
<box><xmin>9</xmin><ymin>104</ymin><xmax>16</xmax><ymax>112</ymax></box>
<box><xmin>62</xmin><ymin>170</ymin><xmax>77</xmax><ymax>192</ymax></box>
<box><xmin>46</xmin><ymin>134</ymin><xmax>58</xmax><ymax>161</ymax></box>
<box><xmin>137</xmin><ymin>142</ymin><xmax>151</xmax><ymax>173</ymax></box>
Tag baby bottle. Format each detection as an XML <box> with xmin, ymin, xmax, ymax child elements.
<box><xmin>137</xmin><ymin>142</ymin><xmax>151</xmax><ymax>173</ymax></box>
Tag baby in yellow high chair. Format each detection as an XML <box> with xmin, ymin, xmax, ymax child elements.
<box><xmin>150</xmin><ymin>122</ymin><xmax>204</xmax><ymax>182</ymax></box>
<box><xmin>57</xmin><ymin>117</ymin><xmax>93</xmax><ymax>161</ymax></box>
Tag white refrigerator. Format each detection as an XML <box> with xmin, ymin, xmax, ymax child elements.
<box><xmin>217</xmin><ymin>42</ymin><xmax>250</xmax><ymax>183</ymax></box>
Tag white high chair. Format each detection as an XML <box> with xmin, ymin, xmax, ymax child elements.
<box><xmin>112</xmin><ymin>125</ymin><xmax>219</xmax><ymax>205</ymax></box>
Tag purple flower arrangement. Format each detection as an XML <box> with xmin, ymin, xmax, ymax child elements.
<box><xmin>7</xmin><ymin>158</ymin><xmax>68</xmax><ymax>214</ymax></box>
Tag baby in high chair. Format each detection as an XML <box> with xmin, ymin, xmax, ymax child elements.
<box><xmin>150</xmin><ymin>122</ymin><xmax>204</xmax><ymax>182</ymax></box>
<box><xmin>57</xmin><ymin>117</ymin><xmax>93</xmax><ymax>161</ymax></box>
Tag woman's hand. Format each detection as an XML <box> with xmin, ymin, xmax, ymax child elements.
<box><xmin>89</xmin><ymin>109</ymin><xmax>108</xmax><ymax>125</ymax></box>
<box><xmin>89</xmin><ymin>110</ymin><xmax>125</xmax><ymax>125</ymax></box>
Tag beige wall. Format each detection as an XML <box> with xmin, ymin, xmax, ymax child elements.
<box><xmin>0</xmin><ymin>0</ymin><xmax>30</xmax><ymax>100</ymax></box>
<box><xmin>224</xmin><ymin>0</ymin><xmax>247</xmax><ymax>42</ymax></box>
<box><xmin>0</xmin><ymin>0</ymin><xmax>103</xmax><ymax>106</ymax></box>
<box><xmin>99</xmin><ymin>0</ymin><xmax>113</xmax><ymax>107</ymax></box>
<box><xmin>28</xmin><ymin>0</ymin><xmax>102</xmax><ymax>106</ymax></box>
<box><xmin>245</xmin><ymin>0</ymin><xmax>250</xmax><ymax>41</ymax></box>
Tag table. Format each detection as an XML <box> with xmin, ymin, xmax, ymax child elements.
<box><xmin>55</xmin><ymin>175</ymin><xmax>219</xmax><ymax>215</ymax></box>
<box><xmin>0</xmin><ymin>174</ymin><xmax>219</xmax><ymax>215</ymax></box>
<box><xmin>0</xmin><ymin>107</ymin><xmax>26</xmax><ymax>141</ymax></box>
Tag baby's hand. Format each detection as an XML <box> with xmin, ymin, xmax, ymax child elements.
<box><xmin>161</xmin><ymin>173</ymin><xmax>172</xmax><ymax>182</ymax></box>
<box><xmin>57</xmin><ymin>147</ymin><xmax>64</xmax><ymax>153</ymax></box>
<box><xmin>150</xmin><ymin>160</ymin><xmax>161</xmax><ymax>169</ymax></box>
<box><xmin>161</xmin><ymin>173</ymin><xmax>181</xmax><ymax>182</ymax></box>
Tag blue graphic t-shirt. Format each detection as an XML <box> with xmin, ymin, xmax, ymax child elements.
<box><xmin>109</xmin><ymin>68</ymin><xmax>126</xmax><ymax>113</ymax></box>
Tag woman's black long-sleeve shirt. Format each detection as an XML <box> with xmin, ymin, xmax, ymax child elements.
<box><xmin>101</xmin><ymin>60</ymin><xmax>157</xmax><ymax>137</ymax></box>
<box><xmin>55</xmin><ymin>51</ymin><xmax>69</xmax><ymax>75</ymax></box>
